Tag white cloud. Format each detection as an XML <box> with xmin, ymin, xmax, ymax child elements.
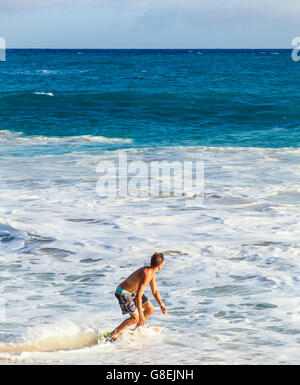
<box><xmin>1</xmin><ymin>0</ymin><xmax>300</xmax><ymax>15</ymax></box>
<box><xmin>1</xmin><ymin>0</ymin><xmax>299</xmax><ymax>33</ymax></box>
<box><xmin>0</xmin><ymin>0</ymin><xmax>74</xmax><ymax>12</ymax></box>
<box><xmin>0</xmin><ymin>0</ymin><xmax>108</xmax><ymax>13</ymax></box>
<box><xmin>1</xmin><ymin>0</ymin><xmax>298</xmax><ymax>47</ymax></box>
<box><xmin>132</xmin><ymin>0</ymin><xmax>300</xmax><ymax>24</ymax></box>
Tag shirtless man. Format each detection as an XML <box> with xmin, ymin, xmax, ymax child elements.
<box><xmin>108</xmin><ymin>252</ymin><xmax>167</xmax><ymax>341</ymax></box>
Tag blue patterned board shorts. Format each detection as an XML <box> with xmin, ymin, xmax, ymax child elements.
<box><xmin>115</xmin><ymin>286</ymin><xmax>149</xmax><ymax>315</ymax></box>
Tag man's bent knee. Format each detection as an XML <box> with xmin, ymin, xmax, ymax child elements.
<box><xmin>144</xmin><ymin>302</ymin><xmax>155</xmax><ymax>314</ymax></box>
<box><xmin>129</xmin><ymin>311</ymin><xmax>139</xmax><ymax>323</ymax></box>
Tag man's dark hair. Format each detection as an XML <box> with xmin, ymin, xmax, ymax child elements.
<box><xmin>150</xmin><ymin>252</ymin><xmax>164</xmax><ymax>267</ymax></box>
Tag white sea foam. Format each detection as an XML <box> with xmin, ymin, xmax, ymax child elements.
<box><xmin>0</xmin><ymin>130</ymin><xmax>133</xmax><ymax>145</ymax></box>
<box><xmin>37</xmin><ymin>70</ymin><xmax>58</xmax><ymax>75</ymax></box>
<box><xmin>0</xmin><ymin>320</ymin><xmax>98</xmax><ymax>354</ymax></box>
<box><xmin>33</xmin><ymin>92</ymin><xmax>54</xmax><ymax>96</ymax></box>
<box><xmin>0</xmin><ymin>145</ymin><xmax>300</xmax><ymax>364</ymax></box>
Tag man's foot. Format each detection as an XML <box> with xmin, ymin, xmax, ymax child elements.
<box><xmin>98</xmin><ymin>331</ymin><xmax>118</xmax><ymax>343</ymax></box>
<box><xmin>107</xmin><ymin>331</ymin><xmax>119</xmax><ymax>342</ymax></box>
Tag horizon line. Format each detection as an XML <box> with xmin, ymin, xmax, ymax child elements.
<box><xmin>6</xmin><ymin>47</ymin><xmax>292</xmax><ymax>50</ymax></box>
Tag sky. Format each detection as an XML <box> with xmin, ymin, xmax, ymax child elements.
<box><xmin>0</xmin><ymin>0</ymin><xmax>299</xmax><ymax>48</ymax></box>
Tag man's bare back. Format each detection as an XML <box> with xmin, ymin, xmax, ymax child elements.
<box><xmin>119</xmin><ymin>267</ymin><xmax>155</xmax><ymax>293</ymax></box>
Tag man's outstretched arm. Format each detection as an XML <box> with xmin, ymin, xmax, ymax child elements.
<box><xmin>150</xmin><ymin>277</ymin><xmax>167</xmax><ymax>315</ymax></box>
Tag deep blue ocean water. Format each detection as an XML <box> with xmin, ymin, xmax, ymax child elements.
<box><xmin>0</xmin><ymin>49</ymin><xmax>299</xmax><ymax>154</ymax></box>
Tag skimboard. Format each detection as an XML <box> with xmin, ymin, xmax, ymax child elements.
<box><xmin>145</xmin><ymin>326</ymin><xmax>161</xmax><ymax>333</ymax></box>
<box><xmin>98</xmin><ymin>326</ymin><xmax>161</xmax><ymax>343</ymax></box>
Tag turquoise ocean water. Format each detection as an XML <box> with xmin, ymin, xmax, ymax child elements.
<box><xmin>1</xmin><ymin>49</ymin><xmax>299</xmax><ymax>153</ymax></box>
